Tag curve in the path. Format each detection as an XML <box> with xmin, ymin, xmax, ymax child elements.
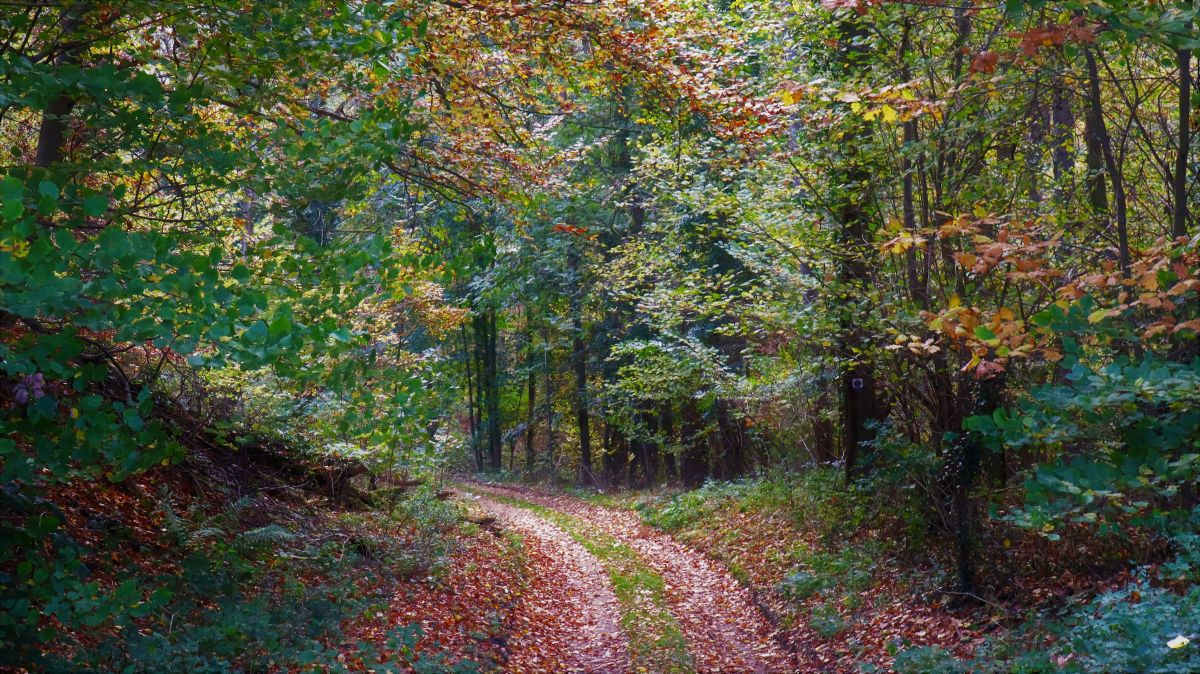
<box><xmin>474</xmin><ymin>484</ymin><xmax>796</xmax><ymax>674</ymax></box>
<box><xmin>473</xmin><ymin>495</ymin><xmax>630</xmax><ymax>674</ymax></box>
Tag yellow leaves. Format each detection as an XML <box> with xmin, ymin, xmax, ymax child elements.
<box><xmin>858</xmin><ymin>103</ymin><xmax>899</xmax><ymax>123</ymax></box>
<box><xmin>881</xmin><ymin>232</ymin><xmax>926</xmax><ymax>255</ymax></box>
<box><xmin>1173</xmin><ymin>319</ymin><xmax>1200</xmax><ymax>335</ymax></box>
<box><xmin>885</xmin><ymin>334</ymin><xmax>942</xmax><ymax>357</ymax></box>
<box><xmin>0</xmin><ymin>238</ymin><xmax>30</xmax><ymax>258</ymax></box>
<box><xmin>953</xmin><ymin>252</ymin><xmax>978</xmax><ymax>270</ymax></box>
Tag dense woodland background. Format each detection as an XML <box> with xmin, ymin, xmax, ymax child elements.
<box><xmin>2</xmin><ymin>0</ymin><xmax>1200</xmax><ymax>671</ymax></box>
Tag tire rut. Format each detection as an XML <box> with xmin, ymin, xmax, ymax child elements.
<box><xmin>471</xmin><ymin>495</ymin><xmax>630</xmax><ymax>674</ymax></box>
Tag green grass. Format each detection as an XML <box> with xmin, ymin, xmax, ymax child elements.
<box><xmin>482</xmin><ymin>492</ymin><xmax>694</xmax><ymax>674</ymax></box>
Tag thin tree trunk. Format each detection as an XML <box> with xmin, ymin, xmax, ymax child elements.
<box><xmin>569</xmin><ymin>249</ymin><xmax>594</xmax><ymax>486</ymax></box>
<box><xmin>1174</xmin><ymin>21</ymin><xmax>1192</xmax><ymax>239</ymax></box>
<box><xmin>461</xmin><ymin>325</ymin><xmax>482</xmax><ymax>472</ymax></box>
<box><xmin>1050</xmin><ymin>74</ymin><xmax>1075</xmax><ymax>195</ymax></box>
<box><xmin>1084</xmin><ymin>47</ymin><xmax>1131</xmax><ymax>276</ymax></box>
<box><xmin>1085</xmin><ymin>107</ymin><xmax>1110</xmax><ymax>215</ymax></box>
<box><xmin>951</xmin><ymin>374</ymin><xmax>1005</xmax><ymax>599</ymax></box>
<box><xmin>660</xmin><ymin>402</ymin><xmax>677</xmax><ymax>481</ymax></box>
<box><xmin>543</xmin><ymin>326</ymin><xmax>554</xmax><ymax>473</ymax></box>
<box><xmin>485</xmin><ymin>308</ymin><xmax>501</xmax><ymax>471</ymax></box>
<box><xmin>902</xmin><ymin>119</ymin><xmax>926</xmax><ymax>307</ymax></box>
<box><xmin>525</xmin><ymin>336</ymin><xmax>538</xmax><ymax>473</ymax></box>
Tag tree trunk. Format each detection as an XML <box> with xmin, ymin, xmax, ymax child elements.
<box><xmin>660</xmin><ymin>403</ymin><xmax>677</xmax><ymax>481</ymax></box>
<box><xmin>715</xmin><ymin>399</ymin><xmax>747</xmax><ymax>479</ymax></box>
<box><xmin>525</xmin><ymin>340</ymin><xmax>538</xmax><ymax>473</ymax></box>
<box><xmin>474</xmin><ymin>309</ymin><xmax>501</xmax><ymax>472</ymax></box>
<box><xmin>1050</xmin><ymin>75</ymin><xmax>1075</xmax><ymax>187</ymax></box>
<box><xmin>604</xmin><ymin>423</ymin><xmax>628</xmax><ymax>488</ymax></box>
<box><xmin>950</xmin><ymin>374</ymin><xmax>1005</xmax><ymax>599</ymax></box>
<box><xmin>833</xmin><ymin>11</ymin><xmax>880</xmax><ymax>482</ymax></box>
<box><xmin>569</xmin><ymin>250</ymin><xmax>594</xmax><ymax>486</ymax></box>
<box><xmin>461</xmin><ymin>325</ymin><xmax>482</xmax><ymax>472</ymax></box>
<box><xmin>35</xmin><ymin>6</ymin><xmax>87</xmax><ymax>169</ymax></box>
<box><xmin>680</xmin><ymin>400</ymin><xmax>708</xmax><ymax>488</ymax></box>
<box><xmin>1174</xmin><ymin>22</ymin><xmax>1192</xmax><ymax>239</ymax></box>
<box><xmin>543</xmin><ymin>328</ymin><xmax>554</xmax><ymax>472</ymax></box>
<box><xmin>486</xmin><ymin>308</ymin><xmax>501</xmax><ymax>471</ymax></box>
<box><xmin>1084</xmin><ymin>47</ymin><xmax>1130</xmax><ymax>275</ymax></box>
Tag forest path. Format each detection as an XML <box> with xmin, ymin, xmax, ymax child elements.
<box><xmin>466</xmin><ymin>483</ymin><xmax>796</xmax><ymax>674</ymax></box>
<box><xmin>471</xmin><ymin>495</ymin><xmax>630</xmax><ymax>673</ymax></box>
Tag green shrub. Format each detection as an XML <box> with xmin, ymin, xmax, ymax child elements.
<box><xmin>808</xmin><ymin>602</ymin><xmax>847</xmax><ymax>638</ymax></box>
<box><xmin>780</xmin><ymin>570</ymin><xmax>825</xmax><ymax>601</ymax></box>
<box><xmin>1062</xmin><ymin>581</ymin><xmax>1200</xmax><ymax>674</ymax></box>
<box><xmin>890</xmin><ymin>646</ymin><xmax>967</xmax><ymax>674</ymax></box>
<box><xmin>636</xmin><ymin>488</ymin><xmax>715</xmax><ymax>531</ymax></box>
<box><xmin>891</xmin><ymin>579</ymin><xmax>1200</xmax><ymax>674</ymax></box>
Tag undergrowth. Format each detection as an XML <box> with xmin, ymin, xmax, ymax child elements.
<box><xmin>1</xmin><ymin>474</ymin><xmax>472</xmax><ymax>673</ymax></box>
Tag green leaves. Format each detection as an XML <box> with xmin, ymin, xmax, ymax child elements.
<box><xmin>82</xmin><ymin>194</ymin><xmax>107</xmax><ymax>217</ymax></box>
<box><xmin>1</xmin><ymin>175</ymin><xmax>24</xmax><ymax>221</ymax></box>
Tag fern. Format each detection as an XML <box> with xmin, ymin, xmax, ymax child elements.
<box><xmin>157</xmin><ymin>489</ymin><xmax>292</xmax><ymax>555</ymax></box>
<box><xmin>234</xmin><ymin>525</ymin><xmax>296</xmax><ymax>554</ymax></box>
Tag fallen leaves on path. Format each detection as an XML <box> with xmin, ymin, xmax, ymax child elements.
<box><xmin>474</xmin><ymin>496</ymin><xmax>630</xmax><ymax>674</ymax></box>
<box><xmin>472</xmin><ymin>483</ymin><xmax>796</xmax><ymax>674</ymax></box>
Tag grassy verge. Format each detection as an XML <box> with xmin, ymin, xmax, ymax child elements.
<box><xmin>482</xmin><ymin>491</ymin><xmax>694</xmax><ymax>674</ymax></box>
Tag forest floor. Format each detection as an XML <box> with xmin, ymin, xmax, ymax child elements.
<box><xmin>460</xmin><ymin>482</ymin><xmax>796</xmax><ymax>674</ymax></box>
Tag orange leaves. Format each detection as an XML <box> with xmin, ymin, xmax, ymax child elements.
<box><xmin>883</xmin><ymin>215</ymin><xmax>1059</xmax><ymax>286</ymax></box>
<box><xmin>552</xmin><ymin>222</ymin><xmax>590</xmax><ymax>236</ymax></box>
<box><xmin>970</xmin><ymin>51</ymin><xmax>999</xmax><ymax>74</ymax></box>
<box><xmin>925</xmin><ymin>300</ymin><xmax>1038</xmax><ymax>377</ymax></box>
<box><xmin>965</xmin><ymin>18</ymin><xmax>1097</xmax><ymax>81</ymax></box>
<box><xmin>1057</xmin><ymin>237</ymin><xmax>1200</xmax><ymax>341</ymax></box>
<box><xmin>1011</xmin><ymin>18</ymin><xmax>1097</xmax><ymax>58</ymax></box>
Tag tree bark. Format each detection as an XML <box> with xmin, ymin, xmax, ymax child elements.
<box><xmin>35</xmin><ymin>5</ymin><xmax>87</xmax><ymax>169</ymax></box>
<box><xmin>461</xmin><ymin>325</ymin><xmax>482</xmax><ymax>472</ymax></box>
<box><xmin>1084</xmin><ymin>47</ymin><xmax>1131</xmax><ymax>276</ymax></box>
<box><xmin>1173</xmin><ymin>20</ymin><xmax>1192</xmax><ymax>239</ymax></box>
<box><xmin>833</xmin><ymin>10</ymin><xmax>880</xmax><ymax>482</ymax></box>
<box><xmin>950</xmin><ymin>374</ymin><xmax>1005</xmax><ymax>599</ymax></box>
<box><xmin>485</xmin><ymin>308</ymin><xmax>501</xmax><ymax>471</ymax></box>
<box><xmin>680</xmin><ymin>400</ymin><xmax>708</xmax><ymax>487</ymax></box>
<box><xmin>569</xmin><ymin>249</ymin><xmax>594</xmax><ymax>486</ymax></box>
<box><xmin>525</xmin><ymin>334</ymin><xmax>538</xmax><ymax>473</ymax></box>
